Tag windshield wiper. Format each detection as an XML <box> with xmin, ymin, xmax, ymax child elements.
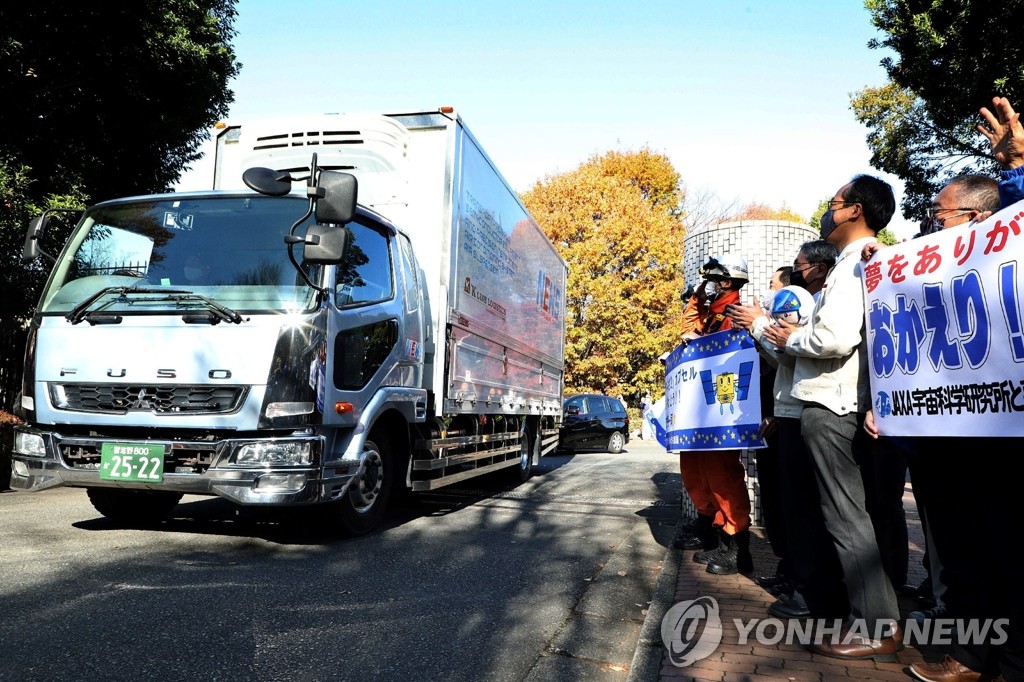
<box><xmin>174</xmin><ymin>293</ymin><xmax>245</xmax><ymax>325</ymax></box>
<box><xmin>66</xmin><ymin>286</ymin><xmax>183</xmax><ymax>324</ymax></box>
<box><xmin>65</xmin><ymin>286</ymin><xmax>244</xmax><ymax>325</ymax></box>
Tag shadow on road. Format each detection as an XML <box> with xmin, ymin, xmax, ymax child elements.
<box><xmin>69</xmin><ymin>452</ymin><xmax>582</xmax><ymax>545</ymax></box>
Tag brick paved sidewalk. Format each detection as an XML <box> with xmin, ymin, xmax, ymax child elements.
<box><xmin>656</xmin><ymin>485</ymin><xmax>943</xmax><ymax>682</ymax></box>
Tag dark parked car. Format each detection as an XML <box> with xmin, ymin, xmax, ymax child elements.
<box><xmin>559</xmin><ymin>393</ymin><xmax>630</xmax><ymax>453</ymax></box>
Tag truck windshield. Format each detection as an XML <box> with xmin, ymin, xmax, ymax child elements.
<box><xmin>39</xmin><ymin>195</ymin><xmax>322</xmax><ymax>315</ymax></box>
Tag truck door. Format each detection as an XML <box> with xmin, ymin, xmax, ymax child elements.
<box><xmin>320</xmin><ymin>220</ymin><xmax>403</xmax><ymax>421</ymax></box>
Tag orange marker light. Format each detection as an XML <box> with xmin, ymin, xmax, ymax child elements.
<box><xmin>335</xmin><ymin>402</ymin><xmax>354</xmax><ymax>415</ymax></box>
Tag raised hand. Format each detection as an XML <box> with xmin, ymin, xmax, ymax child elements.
<box><xmin>979</xmin><ymin>96</ymin><xmax>1024</xmax><ymax>170</ymax></box>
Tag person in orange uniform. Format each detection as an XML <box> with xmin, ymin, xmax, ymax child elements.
<box><xmin>676</xmin><ymin>253</ymin><xmax>753</xmax><ymax>576</ymax></box>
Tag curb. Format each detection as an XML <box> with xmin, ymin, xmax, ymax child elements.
<box><xmin>626</xmin><ymin>522</ymin><xmax>681</xmax><ymax>682</ymax></box>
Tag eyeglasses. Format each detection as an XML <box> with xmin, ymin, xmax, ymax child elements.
<box><xmin>825</xmin><ymin>199</ymin><xmax>857</xmax><ymax>209</ymax></box>
<box><xmin>925</xmin><ymin>206</ymin><xmax>975</xmax><ymax>219</ymax></box>
<box><xmin>792</xmin><ymin>262</ymin><xmax>818</xmax><ymax>272</ymax></box>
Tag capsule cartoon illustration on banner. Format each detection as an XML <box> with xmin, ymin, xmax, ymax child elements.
<box><xmin>699</xmin><ymin>362</ymin><xmax>754</xmax><ymax>415</ymax></box>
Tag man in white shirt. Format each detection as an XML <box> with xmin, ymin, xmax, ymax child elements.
<box><xmin>728</xmin><ymin>240</ymin><xmax>846</xmax><ymax>622</ymax></box>
<box><xmin>763</xmin><ymin>174</ymin><xmax>901</xmax><ymax>661</ymax></box>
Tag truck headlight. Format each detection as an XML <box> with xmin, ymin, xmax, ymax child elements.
<box><xmin>234</xmin><ymin>441</ymin><xmax>312</xmax><ymax>466</ymax></box>
<box><xmin>14</xmin><ymin>431</ymin><xmax>46</xmax><ymax>457</ymax></box>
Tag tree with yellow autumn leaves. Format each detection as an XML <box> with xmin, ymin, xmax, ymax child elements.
<box><xmin>521</xmin><ymin>149</ymin><xmax>685</xmax><ymax>406</ymax></box>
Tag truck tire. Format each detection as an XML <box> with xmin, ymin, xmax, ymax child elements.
<box><xmin>86</xmin><ymin>488</ymin><xmax>183</xmax><ymax>524</ymax></box>
<box><xmin>338</xmin><ymin>437</ymin><xmax>394</xmax><ymax>535</ymax></box>
<box><xmin>607</xmin><ymin>431</ymin><xmax>625</xmax><ymax>454</ymax></box>
<box><xmin>508</xmin><ymin>431</ymin><xmax>536</xmax><ymax>483</ymax></box>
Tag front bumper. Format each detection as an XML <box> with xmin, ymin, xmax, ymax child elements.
<box><xmin>10</xmin><ymin>426</ymin><xmax>360</xmax><ymax>506</ymax></box>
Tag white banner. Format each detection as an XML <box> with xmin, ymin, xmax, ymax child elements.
<box><xmin>663</xmin><ymin>329</ymin><xmax>765</xmax><ymax>452</ymax></box>
<box><xmin>643</xmin><ymin>396</ymin><xmax>669</xmax><ymax>448</ymax></box>
<box><xmin>864</xmin><ymin>199</ymin><xmax>1024</xmax><ymax>437</ymax></box>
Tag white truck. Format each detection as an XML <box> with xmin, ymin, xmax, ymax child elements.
<box><xmin>12</xmin><ymin>107</ymin><xmax>566</xmax><ymax>534</ymax></box>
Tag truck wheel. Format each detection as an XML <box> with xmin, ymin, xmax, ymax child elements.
<box><xmin>86</xmin><ymin>488</ymin><xmax>183</xmax><ymax>524</ymax></box>
<box><xmin>338</xmin><ymin>437</ymin><xmax>394</xmax><ymax>535</ymax></box>
<box><xmin>607</xmin><ymin>431</ymin><xmax>625</xmax><ymax>454</ymax></box>
<box><xmin>509</xmin><ymin>433</ymin><xmax>535</xmax><ymax>483</ymax></box>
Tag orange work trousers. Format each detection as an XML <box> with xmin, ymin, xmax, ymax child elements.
<box><xmin>678</xmin><ymin>449</ymin><xmax>751</xmax><ymax>535</ymax></box>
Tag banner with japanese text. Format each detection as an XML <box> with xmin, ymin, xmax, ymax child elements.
<box><xmin>663</xmin><ymin>329</ymin><xmax>765</xmax><ymax>452</ymax></box>
<box><xmin>864</xmin><ymin>199</ymin><xmax>1024</xmax><ymax>437</ymax></box>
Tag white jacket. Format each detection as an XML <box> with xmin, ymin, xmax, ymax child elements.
<box><xmin>783</xmin><ymin>237</ymin><xmax>875</xmax><ymax>416</ymax></box>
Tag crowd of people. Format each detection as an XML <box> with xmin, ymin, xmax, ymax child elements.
<box><xmin>666</xmin><ymin>96</ymin><xmax>1024</xmax><ymax>682</ymax></box>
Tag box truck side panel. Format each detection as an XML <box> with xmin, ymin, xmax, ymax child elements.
<box><xmin>447</xmin><ymin>127</ymin><xmax>566</xmax><ymax>415</ymax></box>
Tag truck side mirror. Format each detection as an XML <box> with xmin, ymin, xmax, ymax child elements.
<box><xmin>300</xmin><ymin>225</ymin><xmax>349</xmax><ymax>263</ymax></box>
<box><xmin>23</xmin><ymin>215</ymin><xmax>47</xmax><ymax>261</ymax></box>
<box><xmin>22</xmin><ymin>208</ymin><xmax>78</xmax><ymax>262</ymax></box>
<box><xmin>242</xmin><ymin>167</ymin><xmax>294</xmax><ymax>196</ymax></box>
<box><xmin>315</xmin><ymin>171</ymin><xmax>357</xmax><ymax>225</ymax></box>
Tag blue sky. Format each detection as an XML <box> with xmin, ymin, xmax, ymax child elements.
<box><xmin>178</xmin><ymin>0</ymin><xmax>919</xmax><ymax>237</ymax></box>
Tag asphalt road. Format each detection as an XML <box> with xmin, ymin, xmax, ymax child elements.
<box><xmin>0</xmin><ymin>439</ymin><xmax>679</xmax><ymax>682</ymax></box>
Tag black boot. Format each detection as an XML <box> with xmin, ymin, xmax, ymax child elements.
<box><xmin>695</xmin><ymin>514</ymin><xmax>717</xmax><ymax>548</ymax></box>
<box><xmin>706</xmin><ymin>530</ymin><xmax>753</xmax><ymax>575</ymax></box>
<box><xmin>673</xmin><ymin>515</ymin><xmax>700</xmax><ymax>549</ymax></box>
<box><xmin>692</xmin><ymin>528</ymin><xmax>725</xmax><ymax>565</ymax></box>
<box><xmin>673</xmin><ymin>533</ymin><xmax>702</xmax><ymax>549</ymax></box>
<box><xmin>673</xmin><ymin>513</ymin><xmax>715</xmax><ymax>550</ymax></box>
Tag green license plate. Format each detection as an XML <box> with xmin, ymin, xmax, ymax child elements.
<box><xmin>99</xmin><ymin>443</ymin><xmax>165</xmax><ymax>482</ymax></box>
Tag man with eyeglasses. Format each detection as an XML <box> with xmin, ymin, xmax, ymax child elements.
<box><xmin>866</xmin><ymin>173</ymin><xmax>1001</xmax><ymax>613</ymax></box>
<box><xmin>727</xmin><ymin>240</ymin><xmax>846</xmax><ymax>623</ymax></box>
<box><xmin>861</xmin><ymin>100</ymin><xmax>1018</xmax><ymax>682</ymax></box>
<box><xmin>762</xmin><ymin>175</ymin><xmax>902</xmax><ymax>662</ymax></box>
<box><xmin>788</xmin><ymin>248</ymin><xmax>829</xmax><ymax>296</ymax></box>
<box><xmin>920</xmin><ymin>175</ymin><xmax>999</xmax><ymax>235</ymax></box>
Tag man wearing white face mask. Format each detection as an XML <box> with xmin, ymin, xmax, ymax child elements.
<box><xmin>672</xmin><ymin>253</ymin><xmax>755</xmax><ymax>577</ymax></box>
<box><xmin>898</xmin><ymin>95</ymin><xmax>1024</xmax><ymax>682</ymax></box>
<box><xmin>920</xmin><ymin>174</ymin><xmax>998</xmax><ymax>235</ymax></box>
<box><xmin>859</xmin><ymin>173</ymin><xmax>1005</xmax><ymax>682</ymax></box>
<box><xmin>899</xmin><ymin>94</ymin><xmax>1024</xmax><ymax>682</ymax></box>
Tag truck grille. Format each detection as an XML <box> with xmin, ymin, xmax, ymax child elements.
<box><xmin>54</xmin><ymin>384</ymin><xmax>247</xmax><ymax>414</ymax></box>
<box><xmin>60</xmin><ymin>439</ymin><xmax>218</xmax><ymax>474</ymax></box>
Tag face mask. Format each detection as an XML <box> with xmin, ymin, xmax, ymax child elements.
<box><xmin>819</xmin><ymin>208</ymin><xmax>851</xmax><ymax>241</ymax></box>
<box><xmin>789</xmin><ymin>268</ymin><xmax>808</xmax><ymax>289</ymax></box>
<box><xmin>704</xmin><ymin>281</ymin><xmax>719</xmax><ymax>298</ymax></box>
<box><xmin>759</xmin><ymin>292</ymin><xmax>775</xmax><ymax>310</ymax></box>
<box><xmin>919</xmin><ymin>217</ymin><xmax>941</xmax><ymax>236</ymax></box>
<box><xmin>819</xmin><ymin>210</ymin><xmax>837</xmax><ymax>240</ymax></box>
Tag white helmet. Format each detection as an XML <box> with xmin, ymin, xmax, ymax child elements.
<box><xmin>701</xmin><ymin>252</ymin><xmax>749</xmax><ymax>282</ymax></box>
